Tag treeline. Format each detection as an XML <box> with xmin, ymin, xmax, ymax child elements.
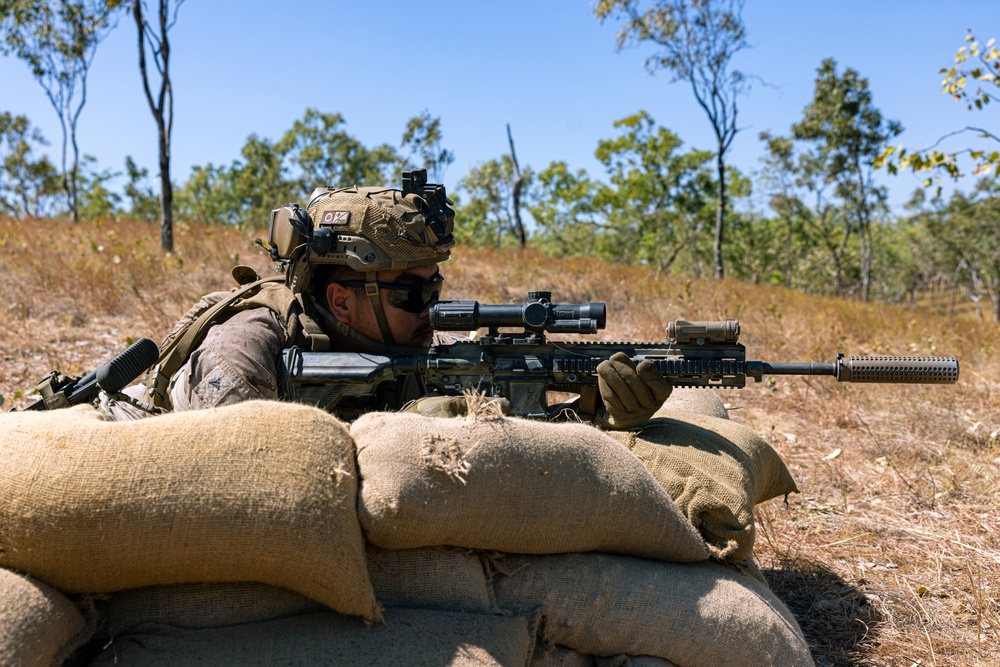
<box><xmin>3</xmin><ymin>101</ymin><xmax>999</xmax><ymax>323</ymax></box>
<box><xmin>2</xmin><ymin>72</ymin><xmax>998</xmax><ymax>323</ymax></box>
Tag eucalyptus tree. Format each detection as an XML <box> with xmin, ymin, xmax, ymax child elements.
<box><xmin>0</xmin><ymin>0</ymin><xmax>123</xmax><ymax>220</ymax></box>
<box><xmin>131</xmin><ymin>0</ymin><xmax>184</xmax><ymax>250</ymax></box>
<box><xmin>595</xmin><ymin>0</ymin><xmax>750</xmax><ymax>279</ymax></box>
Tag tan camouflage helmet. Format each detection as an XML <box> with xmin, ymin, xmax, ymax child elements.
<box><xmin>267</xmin><ymin>170</ymin><xmax>456</xmax><ymax>294</ymax></box>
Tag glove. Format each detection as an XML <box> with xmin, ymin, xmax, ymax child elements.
<box><xmin>596</xmin><ymin>352</ymin><xmax>672</xmax><ymax>430</ymax></box>
<box><xmin>403</xmin><ymin>393</ymin><xmax>511</xmax><ymax>419</ymax></box>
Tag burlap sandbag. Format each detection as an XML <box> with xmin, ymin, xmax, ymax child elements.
<box><xmin>103</xmin><ymin>582</ymin><xmax>324</xmax><ymax>637</ymax></box>
<box><xmin>103</xmin><ymin>544</ymin><xmax>491</xmax><ymax>636</ymax></box>
<box><xmin>367</xmin><ymin>545</ymin><xmax>492</xmax><ymax>612</ymax></box>
<box><xmin>0</xmin><ymin>567</ymin><xmax>91</xmax><ymax>667</ymax></box>
<box><xmin>606</xmin><ymin>411</ymin><xmax>798</xmax><ymax>561</ymax></box>
<box><xmin>531</xmin><ymin>644</ymin><xmax>597</xmax><ymax>667</ymax></box>
<box><xmin>491</xmin><ymin>553</ymin><xmax>813</xmax><ymax>667</ymax></box>
<box><xmin>89</xmin><ymin>607</ymin><xmax>538</xmax><ymax>667</ymax></box>
<box><xmin>352</xmin><ymin>412</ymin><xmax>710</xmax><ymax>562</ymax></box>
<box><xmin>657</xmin><ymin>387</ymin><xmax>730</xmax><ymax>420</ymax></box>
<box><xmin>0</xmin><ymin>402</ymin><xmax>380</xmax><ymax>622</ymax></box>
<box><xmin>530</xmin><ymin>650</ymin><xmax>678</xmax><ymax>667</ymax></box>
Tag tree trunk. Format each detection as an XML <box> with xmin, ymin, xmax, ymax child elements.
<box><xmin>158</xmin><ymin>117</ymin><xmax>173</xmax><ymax>251</ymax></box>
<box><xmin>714</xmin><ymin>149</ymin><xmax>726</xmax><ymax>279</ymax></box>
<box><xmin>69</xmin><ymin>124</ymin><xmax>80</xmax><ymax>222</ymax></box>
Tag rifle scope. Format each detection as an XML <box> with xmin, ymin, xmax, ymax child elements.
<box><xmin>430</xmin><ymin>294</ymin><xmax>606</xmax><ymax>334</ymax></box>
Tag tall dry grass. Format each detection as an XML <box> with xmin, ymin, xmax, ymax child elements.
<box><xmin>2</xmin><ymin>217</ymin><xmax>998</xmax><ymax>666</ymax></box>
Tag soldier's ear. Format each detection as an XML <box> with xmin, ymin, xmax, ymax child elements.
<box><xmin>326</xmin><ymin>283</ymin><xmax>356</xmax><ymax>324</ymax></box>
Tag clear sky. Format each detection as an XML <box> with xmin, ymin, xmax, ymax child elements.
<box><xmin>1</xmin><ymin>1</ymin><xmax>997</xmax><ymax>215</ymax></box>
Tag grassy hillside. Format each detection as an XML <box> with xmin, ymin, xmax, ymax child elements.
<box><xmin>2</xmin><ymin>217</ymin><xmax>998</xmax><ymax>666</ymax></box>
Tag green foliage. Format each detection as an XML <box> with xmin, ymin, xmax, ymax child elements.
<box><xmin>174</xmin><ymin>109</ymin><xmax>423</xmax><ymax>228</ymax></box>
<box><xmin>454</xmin><ymin>155</ymin><xmax>532</xmax><ymax>248</ymax></box>
<box><xmin>594</xmin><ymin>0</ymin><xmax>750</xmax><ymax>278</ymax></box>
<box><xmin>0</xmin><ymin>0</ymin><xmax>126</xmax><ymax>220</ymax></box>
<box><xmin>75</xmin><ymin>154</ymin><xmax>120</xmax><ymax>220</ymax></box>
<box><xmin>122</xmin><ymin>155</ymin><xmax>159</xmax><ymax>221</ymax></box>
<box><xmin>905</xmin><ymin>180</ymin><xmax>1000</xmax><ymax>321</ymax></box>
<box><xmin>174</xmin><ymin>162</ymin><xmax>243</xmax><ymax>227</ymax></box>
<box><xmin>400</xmin><ymin>110</ymin><xmax>455</xmax><ymax>183</ymax></box>
<box><xmin>877</xmin><ymin>31</ymin><xmax>1000</xmax><ymax>183</ymax></box>
<box><xmin>0</xmin><ymin>110</ymin><xmax>61</xmax><ymax>217</ymax></box>
<box><xmin>761</xmin><ymin>59</ymin><xmax>900</xmax><ymax>301</ymax></box>
<box><xmin>528</xmin><ymin>161</ymin><xmax>603</xmax><ymax>258</ymax></box>
<box><xmin>275</xmin><ymin>109</ymin><xmax>397</xmax><ymax>196</ymax></box>
<box><xmin>594</xmin><ymin>111</ymin><xmax>716</xmax><ymax>271</ymax></box>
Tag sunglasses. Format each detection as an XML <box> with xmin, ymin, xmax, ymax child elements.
<box><xmin>336</xmin><ymin>273</ymin><xmax>444</xmax><ymax>314</ymax></box>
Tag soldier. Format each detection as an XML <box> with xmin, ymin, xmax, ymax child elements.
<box><xmin>132</xmin><ymin>170</ymin><xmax>670</xmax><ymax>426</ymax></box>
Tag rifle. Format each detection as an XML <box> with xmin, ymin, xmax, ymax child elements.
<box><xmin>277</xmin><ymin>291</ymin><xmax>960</xmax><ymax>419</ymax></box>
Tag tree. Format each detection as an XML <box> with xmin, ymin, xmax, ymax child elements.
<box><xmin>455</xmin><ymin>157</ymin><xmax>532</xmax><ymax>248</ymax></box>
<box><xmin>906</xmin><ymin>181</ymin><xmax>1000</xmax><ymax>322</ymax></box>
<box><xmin>528</xmin><ymin>161</ymin><xmax>603</xmax><ymax>258</ymax></box>
<box><xmin>276</xmin><ymin>108</ymin><xmax>397</xmax><ymax>196</ymax></box>
<box><xmin>75</xmin><ymin>153</ymin><xmax>120</xmax><ymax>220</ymax></box>
<box><xmin>131</xmin><ymin>0</ymin><xmax>183</xmax><ymax>250</ymax></box>
<box><xmin>399</xmin><ymin>111</ymin><xmax>454</xmax><ymax>183</ymax></box>
<box><xmin>0</xmin><ymin>0</ymin><xmax>123</xmax><ymax>220</ymax></box>
<box><xmin>595</xmin><ymin>0</ymin><xmax>749</xmax><ymax>279</ymax></box>
<box><xmin>0</xmin><ymin>110</ymin><xmax>61</xmax><ymax>217</ymax></box>
<box><xmin>594</xmin><ymin>111</ymin><xmax>716</xmax><ymax>272</ymax></box>
<box><xmin>789</xmin><ymin>58</ymin><xmax>901</xmax><ymax>302</ymax></box>
<box><xmin>529</xmin><ymin>112</ymin><xmax>719</xmax><ymax>272</ymax></box>
<box><xmin>122</xmin><ymin>154</ymin><xmax>159</xmax><ymax>220</ymax></box>
<box><xmin>878</xmin><ymin>31</ymin><xmax>999</xmax><ymax>183</ymax></box>
<box><xmin>759</xmin><ymin>131</ymin><xmax>853</xmax><ymax>294</ymax></box>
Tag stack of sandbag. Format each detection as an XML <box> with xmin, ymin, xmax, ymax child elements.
<box><xmin>0</xmin><ymin>394</ymin><xmax>813</xmax><ymax>666</ymax></box>
<box><xmin>350</xmin><ymin>407</ymin><xmax>812</xmax><ymax>667</ymax></box>
<box><xmin>0</xmin><ymin>402</ymin><xmax>539</xmax><ymax>666</ymax></box>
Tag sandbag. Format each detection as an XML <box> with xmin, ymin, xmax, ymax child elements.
<box><xmin>657</xmin><ymin>387</ymin><xmax>730</xmax><ymax>420</ymax></box>
<box><xmin>367</xmin><ymin>545</ymin><xmax>492</xmax><ymax>612</ymax></box>
<box><xmin>103</xmin><ymin>582</ymin><xmax>323</xmax><ymax>637</ymax></box>
<box><xmin>492</xmin><ymin>553</ymin><xmax>814</xmax><ymax>667</ymax></box>
<box><xmin>606</xmin><ymin>412</ymin><xmax>798</xmax><ymax>561</ymax></box>
<box><xmin>352</xmin><ymin>412</ymin><xmax>710</xmax><ymax>562</ymax></box>
<box><xmin>103</xmin><ymin>544</ymin><xmax>492</xmax><ymax>637</ymax></box>
<box><xmin>531</xmin><ymin>644</ymin><xmax>596</xmax><ymax>667</ymax></box>
<box><xmin>88</xmin><ymin>607</ymin><xmax>538</xmax><ymax>667</ymax></box>
<box><xmin>0</xmin><ymin>567</ymin><xmax>91</xmax><ymax>667</ymax></box>
<box><xmin>523</xmin><ymin>647</ymin><xmax>681</xmax><ymax>667</ymax></box>
<box><xmin>0</xmin><ymin>401</ymin><xmax>380</xmax><ymax>622</ymax></box>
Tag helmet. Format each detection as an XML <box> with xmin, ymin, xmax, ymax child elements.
<box><xmin>267</xmin><ymin>169</ymin><xmax>455</xmax><ymax>294</ymax></box>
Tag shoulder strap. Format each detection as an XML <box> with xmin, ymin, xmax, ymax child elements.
<box><xmin>143</xmin><ymin>275</ymin><xmax>290</xmax><ymax>410</ymax></box>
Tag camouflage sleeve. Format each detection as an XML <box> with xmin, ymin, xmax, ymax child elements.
<box><xmin>169</xmin><ymin>307</ymin><xmax>286</xmax><ymax>411</ymax></box>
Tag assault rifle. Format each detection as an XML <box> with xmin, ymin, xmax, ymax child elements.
<box><xmin>277</xmin><ymin>291</ymin><xmax>960</xmax><ymax>419</ymax></box>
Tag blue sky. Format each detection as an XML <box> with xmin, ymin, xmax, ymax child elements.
<box><xmin>1</xmin><ymin>1</ymin><xmax>997</xmax><ymax>215</ymax></box>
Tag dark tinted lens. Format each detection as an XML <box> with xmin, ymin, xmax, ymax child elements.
<box><xmin>385</xmin><ymin>276</ymin><xmax>443</xmax><ymax>313</ymax></box>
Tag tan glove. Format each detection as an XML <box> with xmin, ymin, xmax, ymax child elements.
<box><xmin>402</xmin><ymin>393</ymin><xmax>511</xmax><ymax>419</ymax></box>
<box><xmin>596</xmin><ymin>352</ymin><xmax>673</xmax><ymax>430</ymax></box>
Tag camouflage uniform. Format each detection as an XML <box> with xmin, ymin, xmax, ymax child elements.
<box><xmin>136</xmin><ymin>173</ymin><xmax>457</xmax><ymax>421</ymax></box>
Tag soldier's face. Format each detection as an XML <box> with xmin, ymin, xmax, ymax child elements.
<box><xmin>327</xmin><ymin>263</ymin><xmax>441</xmax><ymax>348</ymax></box>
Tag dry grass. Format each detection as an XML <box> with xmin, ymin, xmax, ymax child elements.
<box><xmin>2</xmin><ymin>217</ymin><xmax>998</xmax><ymax>666</ymax></box>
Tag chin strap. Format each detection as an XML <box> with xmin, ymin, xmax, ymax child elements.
<box><xmin>364</xmin><ymin>271</ymin><xmax>397</xmax><ymax>346</ymax></box>
<box><xmin>311</xmin><ymin>297</ymin><xmax>427</xmax><ymax>357</ymax></box>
